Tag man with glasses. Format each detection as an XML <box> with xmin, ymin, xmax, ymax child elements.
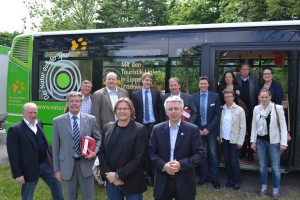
<box><xmin>148</xmin><ymin>96</ymin><xmax>204</xmax><ymax>200</ymax></box>
<box><xmin>192</xmin><ymin>76</ymin><xmax>221</xmax><ymax>189</ymax></box>
<box><xmin>235</xmin><ymin>63</ymin><xmax>259</xmax><ymax>161</ymax></box>
<box><xmin>52</xmin><ymin>91</ymin><xmax>101</xmax><ymax>200</ymax></box>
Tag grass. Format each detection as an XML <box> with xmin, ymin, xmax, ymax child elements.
<box><xmin>0</xmin><ymin>164</ymin><xmax>298</xmax><ymax>200</ymax></box>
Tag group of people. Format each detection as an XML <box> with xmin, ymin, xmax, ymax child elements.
<box><xmin>6</xmin><ymin>63</ymin><xmax>288</xmax><ymax>200</ymax></box>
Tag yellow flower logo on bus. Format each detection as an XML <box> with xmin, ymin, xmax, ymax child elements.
<box><xmin>13</xmin><ymin>80</ymin><xmax>26</xmax><ymax>94</ymax></box>
<box><xmin>71</xmin><ymin>38</ymin><xmax>87</xmax><ymax>55</ymax></box>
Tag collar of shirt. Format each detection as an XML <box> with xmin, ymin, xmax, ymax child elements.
<box><xmin>241</xmin><ymin>76</ymin><xmax>249</xmax><ymax>81</ymax></box>
<box><xmin>69</xmin><ymin>112</ymin><xmax>81</xmax><ymax>120</ymax></box>
<box><xmin>142</xmin><ymin>87</ymin><xmax>151</xmax><ymax>93</ymax></box>
<box><xmin>171</xmin><ymin>92</ymin><xmax>181</xmax><ymax>97</ymax></box>
<box><xmin>200</xmin><ymin>90</ymin><xmax>208</xmax><ymax>96</ymax></box>
<box><xmin>23</xmin><ymin>118</ymin><xmax>38</xmax><ymax>127</ymax></box>
<box><xmin>106</xmin><ymin>86</ymin><xmax>118</xmax><ymax>94</ymax></box>
<box><xmin>168</xmin><ymin>119</ymin><xmax>181</xmax><ymax>128</ymax></box>
<box><xmin>223</xmin><ymin>102</ymin><xmax>237</xmax><ymax>110</ymax></box>
<box><xmin>82</xmin><ymin>95</ymin><xmax>91</xmax><ymax>101</ymax></box>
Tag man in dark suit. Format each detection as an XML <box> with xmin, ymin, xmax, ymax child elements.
<box><xmin>6</xmin><ymin>102</ymin><xmax>63</xmax><ymax>200</ymax></box>
<box><xmin>162</xmin><ymin>77</ymin><xmax>197</xmax><ymax>123</ymax></box>
<box><xmin>52</xmin><ymin>91</ymin><xmax>101</xmax><ymax>200</ymax></box>
<box><xmin>131</xmin><ymin>72</ymin><xmax>163</xmax><ymax>185</ymax></box>
<box><xmin>235</xmin><ymin>63</ymin><xmax>260</xmax><ymax>160</ymax></box>
<box><xmin>148</xmin><ymin>96</ymin><xmax>205</xmax><ymax>200</ymax></box>
<box><xmin>192</xmin><ymin>76</ymin><xmax>221</xmax><ymax>189</ymax></box>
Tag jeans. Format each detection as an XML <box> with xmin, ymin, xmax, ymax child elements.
<box><xmin>256</xmin><ymin>139</ymin><xmax>281</xmax><ymax>190</ymax></box>
<box><xmin>21</xmin><ymin>162</ymin><xmax>63</xmax><ymax>200</ymax></box>
<box><xmin>106</xmin><ymin>182</ymin><xmax>143</xmax><ymax>200</ymax></box>
<box><xmin>222</xmin><ymin>139</ymin><xmax>241</xmax><ymax>185</ymax></box>
<box><xmin>198</xmin><ymin>132</ymin><xmax>219</xmax><ymax>181</ymax></box>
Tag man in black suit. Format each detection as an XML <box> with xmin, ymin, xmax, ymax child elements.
<box><xmin>162</xmin><ymin>77</ymin><xmax>197</xmax><ymax>123</ymax></box>
<box><xmin>6</xmin><ymin>102</ymin><xmax>63</xmax><ymax>200</ymax></box>
<box><xmin>131</xmin><ymin>72</ymin><xmax>163</xmax><ymax>185</ymax></box>
<box><xmin>192</xmin><ymin>76</ymin><xmax>221</xmax><ymax>189</ymax></box>
<box><xmin>235</xmin><ymin>63</ymin><xmax>260</xmax><ymax>160</ymax></box>
<box><xmin>148</xmin><ymin>96</ymin><xmax>205</xmax><ymax>200</ymax></box>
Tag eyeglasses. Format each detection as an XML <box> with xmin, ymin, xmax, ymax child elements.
<box><xmin>116</xmin><ymin>107</ymin><xmax>130</xmax><ymax>111</ymax></box>
<box><xmin>166</xmin><ymin>107</ymin><xmax>181</xmax><ymax>112</ymax></box>
<box><xmin>224</xmin><ymin>96</ymin><xmax>234</xmax><ymax>99</ymax></box>
<box><xmin>68</xmin><ymin>100</ymin><xmax>81</xmax><ymax>103</ymax></box>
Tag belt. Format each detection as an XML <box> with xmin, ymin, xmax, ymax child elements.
<box><xmin>73</xmin><ymin>157</ymin><xmax>81</xmax><ymax>160</ymax></box>
<box><xmin>144</xmin><ymin>122</ymin><xmax>155</xmax><ymax>126</ymax></box>
<box><xmin>168</xmin><ymin>174</ymin><xmax>176</xmax><ymax>180</ymax></box>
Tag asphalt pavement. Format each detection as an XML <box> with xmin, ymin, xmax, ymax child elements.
<box><xmin>1</xmin><ymin>129</ymin><xmax>300</xmax><ymax>199</ymax></box>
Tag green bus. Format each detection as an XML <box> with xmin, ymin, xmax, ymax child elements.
<box><xmin>6</xmin><ymin>20</ymin><xmax>300</xmax><ymax>172</ymax></box>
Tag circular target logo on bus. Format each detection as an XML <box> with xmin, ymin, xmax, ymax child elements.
<box><xmin>45</xmin><ymin>60</ymin><xmax>82</xmax><ymax>101</ymax></box>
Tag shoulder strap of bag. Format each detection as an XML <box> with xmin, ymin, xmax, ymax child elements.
<box><xmin>274</xmin><ymin>104</ymin><xmax>281</xmax><ymax>133</ymax></box>
<box><xmin>104</xmin><ymin>122</ymin><xmax>115</xmax><ymax>151</ymax></box>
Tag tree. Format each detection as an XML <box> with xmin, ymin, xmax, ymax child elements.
<box><xmin>0</xmin><ymin>32</ymin><xmax>21</xmax><ymax>47</ymax></box>
<box><xmin>218</xmin><ymin>0</ymin><xmax>300</xmax><ymax>22</ymax></box>
<box><xmin>96</xmin><ymin>0</ymin><xmax>168</xmax><ymax>28</ymax></box>
<box><xmin>166</xmin><ymin>0</ymin><xmax>220</xmax><ymax>25</ymax></box>
<box><xmin>24</xmin><ymin>0</ymin><xmax>100</xmax><ymax>31</ymax></box>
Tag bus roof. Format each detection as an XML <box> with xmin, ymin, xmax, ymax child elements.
<box><xmin>33</xmin><ymin>20</ymin><xmax>300</xmax><ymax>36</ymax></box>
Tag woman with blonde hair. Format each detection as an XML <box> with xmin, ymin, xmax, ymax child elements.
<box><xmin>250</xmin><ymin>89</ymin><xmax>288</xmax><ymax>199</ymax></box>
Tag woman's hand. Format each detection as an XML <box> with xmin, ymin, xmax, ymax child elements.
<box><xmin>280</xmin><ymin>145</ymin><xmax>287</xmax><ymax>153</ymax></box>
<box><xmin>251</xmin><ymin>143</ymin><xmax>256</xmax><ymax>152</ymax></box>
<box><xmin>236</xmin><ymin>90</ymin><xmax>240</xmax><ymax>96</ymax></box>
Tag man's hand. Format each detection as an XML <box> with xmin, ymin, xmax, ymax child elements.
<box><xmin>55</xmin><ymin>171</ymin><xmax>62</xmax><ymax>182</ymax></box>
<box><xmin>200</xmin><ymin>128</ymin><xmax>209</xmax><ymax>136</ymax></box>
<box><xmin>169</xmin><ymin>160</ymin><xmax>181</xmax><ymax>171</ymax></box>
<box><xmin>85</xmin><ymin>149</ymin><xmax>96</xmax><ymax>160</ymax></box>
<box><xmin>105</xmin><ymin>172</ymin><xmax>124</xmax><ymax>185</ymax></box>
<box><xmin>16</xmin><ymin>176</ymin><xmax>25</xmax><ymax>185</ymax></box>
<box><xmin>163</xmin><ymin>161</ymin><xmax>180</xmax><ymax>174</ymax></box>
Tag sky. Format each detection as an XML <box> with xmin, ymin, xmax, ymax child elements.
<box><xmin>0</xmin><ymin>0</ymin><xmax>31</xmax><ymax>33</ymax></box>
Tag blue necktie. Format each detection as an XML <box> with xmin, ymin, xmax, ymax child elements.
<box><xmin>145</xmin><ymin>90</ymin><xmax>150</xmax><ymax>122</ymax></box>
<box><xmin>72</xmin><ymin>116</ymin><xmax>81</xmax><ymax>157</ymax></box>
<box><xmin>200</xmin><ymin>94</ymin><xmax>206</xmax><ymax>123</ymax></box>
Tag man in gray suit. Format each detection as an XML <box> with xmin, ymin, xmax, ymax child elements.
<box><xmin>52</xmin><ymin>91</ymin><xmax>101</xmax><ymax>200</ymax></box>
<box><xmin>162</xmin><ymin>77</ymin><xmax>197</xmax><ymax>124</ymax></box>
<box><xmin>235</xmin><ymin>63</ymin><xmax>259</xmax><ymax>160</ymax></box>
<box><xmin>91</xmin><ymin>72</ymin><xmax>128</xmax><ymax>130</ymax></box>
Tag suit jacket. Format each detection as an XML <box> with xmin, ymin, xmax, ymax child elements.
<box><xmin>91</xmin><ymin>87</ymin><xmax>128</xmax><ymax>130</ymax></box>
<box><xmin>98</xmin><ymin>120</ymin><xmax>147</xmax><ymax>195</ymax></box>
<box><xmin>162</xmin><ymin>92</ymin><xmax>197</xmax><ymax>124</ymax></box>
<box><xmin>192</xmin><ymin>91</ymin><xmax>221</xmax><ymax>135</ymax></box>
<box><xmin>131</xmin><ymin>88</ymin><xmax>163</xmax><ymax>124</ymax></box>
<box><xmin>236</xmin><ymin>74</ymin><xmax>260</xmax><ymax>110</ymax></box>
<box><xmin>260</xmin><ymin>80</ymin><xmax>283</xmax><ymax>105</ymax></box>
<box><xmin>6</xmin><ymin>120</ymin><xmax>52</xmax><ymax>182</ymax></box>
<box><xmin>52</xmin><ymin>113</ymin><xmax>101</xmax><ymax>180</ymax></box>
<box><xmin>148</xmin><ymin>121</ymin><xmax>205</xmax><ymax>200</ymax></box>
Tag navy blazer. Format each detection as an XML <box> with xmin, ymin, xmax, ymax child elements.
<box><xmin>6</xmin><ymin>120</ymin><xmax>52</xmax><ymax>182</ymax></box>
<box><xmin>192</xmin><ymin>91</ymin><xmax>221</xmax><ymax>134</ymax></box>
<box><xmin>131</xmin><ymin>88</ymin><xmax>163</xmax><ymax>124</ymax></box>
<box><xmin>148</xmin><ymin>121</ymin><xmax>205</xmax><ymax>200</ymax></box>
<box><xmin>261</xmin><ymin>80</ymin><xmax>283</xmax><ymax>105</ymax></box>
<box><xmin>162</xmin><ymin>92</ymin><xmax>197</xmax><ymax>124</ymax></box>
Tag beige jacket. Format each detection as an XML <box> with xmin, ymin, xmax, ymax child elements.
<box><xmin>219</xmin><ymin>103</ymin><xmax>246</xmax><ymax>145</ymax></box>
<box><xmin>251</xmin><ymin>103</ymin><xmax>288</xmax><ymax>146</ymax></box>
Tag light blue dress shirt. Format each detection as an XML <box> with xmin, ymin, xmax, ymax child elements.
<box><xmin>169</xmin><ymin>120</ymin><xmax>180</xmax><ymax>161</ymax></box>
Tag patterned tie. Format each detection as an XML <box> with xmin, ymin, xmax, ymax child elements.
<box><xmin>200</xmin><ymin>93</ymin><xmax>206</xmax><ymax>122</ymax></box>
<box><xmin>72</xmin><ymin>116</ymin><xmax>81</xmax><ymax>157</ymax></box>
<box><xmin>145</xmin><ymin>90</ymin><xmax>150</xmax><ymax>122</ymax></box>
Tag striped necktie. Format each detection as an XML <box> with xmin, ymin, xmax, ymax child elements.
<box><xmin>145</xmin><ymin>90</ymin><xmax>150</xmax><ymax>122</ymax></box>
<box><xmin>72</xmin><ymin>116</ymin><xmax>81</xmax><ymax>157</ymax></box>
<box><xmin>200</xmin><ymin>93</ymin><xmax>206</xmax><ymax>122</ymax></box>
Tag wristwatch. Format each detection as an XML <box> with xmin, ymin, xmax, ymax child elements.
<box><xmin>115</xmin><ymin>172</ymin><xmax>119</xmax><ymax>179</ymax></box>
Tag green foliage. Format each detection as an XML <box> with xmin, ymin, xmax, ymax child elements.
<box><xmin>218</xmin><ymin>0</ymin><xmax>300</xmax><ymax>22</ymax></box>
<box><xmin>167</xmin><ymin>0</ymin><xmax>220</xmax><ymax>25</ymax></box>
<box><xmin>96</xmin><ymin>0</ymin><xmax>168</xmax><ymax>28</ymax></box>
<box><xmin>0</xmin><ymin>32</ymin><xmax>21</xmax><ymax>47</ymax></box>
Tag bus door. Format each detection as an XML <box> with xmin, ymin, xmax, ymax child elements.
<box><xmin>213</xmin><ymin>47</ymin><xmax>300</xmax><ymax>172</ymax></box>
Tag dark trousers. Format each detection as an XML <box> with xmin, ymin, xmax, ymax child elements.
<box><xmin>241</xmin><ymin>113</ymin><xmax>254</xmax><ymax>157</ymax></box>
<box><xmin>144</xmin><ymin>124</ymin><xmax>154</xmax><ymax>184</ymax></box>
<box><xmin>155</xmin><ymin>178</ymin><xmax>179</xmax><ymax>200</ymax></box>
<box><xmin>222</xmin><ymin>139</ymin><xmax>241</xmax><ymax>185</ymax></box>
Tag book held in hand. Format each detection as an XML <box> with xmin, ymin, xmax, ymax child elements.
<box><xmin>81</xmin><ymin>135</ymin><xmax>96</xmax><ymax>157</ymax></box>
